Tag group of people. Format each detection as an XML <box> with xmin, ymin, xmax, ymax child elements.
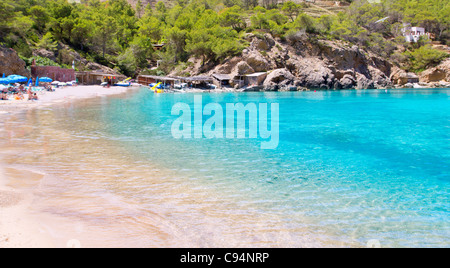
<box><xmin>1</xmin><ymin>84</ymin><xmax>39</xmax><ymax>101</ymax></box>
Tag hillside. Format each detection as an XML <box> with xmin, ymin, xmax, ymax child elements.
<box><xmin>0</xmin><ymin>0</ymin><xmax>448</xmax><ymax>88</ymax></box>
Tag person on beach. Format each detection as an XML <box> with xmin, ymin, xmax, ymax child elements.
<box><xmin>1</xmin><ymin>92</ymin><xmax>7</xmax><ymax>100</ymax></box>
<box><xmin>27</xmin><ymin>87</ymin><xmax>32</xmax><ymax>99</ymax></box>
<box><xmin>28</xmin><ymin>92</ymin><xmax>38</xmax><ymax>101</ymax></box>
<box><xmin>27</xmin><ymin>87</ymin><xmax>37</xmax><ymax>101</ymax></box>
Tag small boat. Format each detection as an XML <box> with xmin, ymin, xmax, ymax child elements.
<box><xmin>114</xmin><ymin>82</ymin><xmax>131</xmax><ymax>87</ymax></box>
<box><xmin>114</xmin><ymin>78</ymin><xmax>132</xmax><ymax>87</ymax></box>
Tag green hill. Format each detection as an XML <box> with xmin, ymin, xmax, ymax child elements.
<box><xmin>0</xmin><ymin>0</ymin><xmax>448</xmax><ymax>77</ymax></box>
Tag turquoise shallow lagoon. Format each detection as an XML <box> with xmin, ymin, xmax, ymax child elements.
<box><xmin>1</xmin><ymin>87</ymin><xmax>449</xmax><ymax>247</ymax></box>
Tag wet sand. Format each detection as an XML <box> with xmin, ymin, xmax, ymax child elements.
<box><xmin>0</xmin><ymin>85</ymin><xmax>138</xmax><ymax>248</ymax></box>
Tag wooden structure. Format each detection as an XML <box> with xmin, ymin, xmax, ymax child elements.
<box><xmin>152</xmin><ymin>43</ymin><xmax>166</xmax><ymax>51</ymax></box>
<box><xmin>179</xmin><ymin>76</ymin><xmax>213</xmax><ymax>88</ymax></box>
<box><xmin>137</xmin><ymin>75</ymin><xmax>214</xmax><ymax>89</ymax></box>
<box><xmin>75</xmin><ymin>71</ymin><xmax>126</xmax><ymax>85</ymax></box>
<box><xmin>212</xmin><ymin>74</ymin><xmax>232</xmax><ymax>88</ymax></box>
<box><xmin>137</xmin><ymin>75</ymin><xmax>178</xmax><ymax>87</ymax></box>
<box><xmin>244</xmin><ymin>72</ymin><xmax>267</xmax><ymax>86</ymax></box>
<box><xmin>399</xmin><ymin>72</ymin><xmax>419</xmax><ymax>84</ymax></box>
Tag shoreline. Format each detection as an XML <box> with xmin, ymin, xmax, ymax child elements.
<box><xmin>0</xmin><ymin>85</ymin><xmax>138</xmax><ymax>115</ymax></box>
<box><xmin>0</xmin><ymin>84</ymin><xmax>336</xmax><ymax>248</ymax></box>
<box><xmin>1</xmin><ymin>85</ymin><xmax>448</xmax><ymax>248</ymax></box>
<box><xmin>0</xmin><ymin>84</ymin><xmax>140</xmax><ymax>248</ymax></box>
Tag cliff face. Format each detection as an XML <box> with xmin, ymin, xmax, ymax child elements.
<box><xmin>0</xmin><ymin>46</ymin><xmax>30</xmax><ymax>77</ymax></box>
<box><xmin>419</xmin><ymin>58</ymin><xmax>450</xmax><ymax>83</ymax></box>
<box><xmin>187</xmin><ymin>33</ymin><xmax>394</xmax><ymax>90</ymax></box>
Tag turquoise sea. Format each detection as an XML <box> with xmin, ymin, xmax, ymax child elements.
<box><xmin>1</xmin><ymin>87</ymin><xmax>449</xmax><ymax>247</ymax></box>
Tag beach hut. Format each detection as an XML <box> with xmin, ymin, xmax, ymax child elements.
<box><xmin>399</xmin><ymin>73</ymin><xmax>419</xmax><ymax>84</ymax></box>
<box><xmin>244</xmin><ymin>72</ymin><xmax>267</xmax><ymax>86</ymax></box>
<box><xmin>136</xmin><ymin>75</ymin><xmax>177</xmax><ymax>88</ymax></box>
<box><xmin>75</xmin><ymin>71</ymin><xmax>126</xmax><ymax>85</ymax></box>
<box><xmin>212</xmin><ymin>74</ymin><xmax>232</xmax><ymax>88</ymax></box>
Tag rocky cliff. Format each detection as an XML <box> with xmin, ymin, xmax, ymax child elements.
<box><xmin>419</xmin><ymin>58</ymin><xmax>450</xmax><ymax>84</ymax></box>
<box><xmin>183</xmin><ymin>33</ymin><xmax>394</xmax><ymax>90</ymax></box>
<box><xmin>0</xmin><ymin>46</ymin><xmax>30</xmax><ymax>77</ymax></box>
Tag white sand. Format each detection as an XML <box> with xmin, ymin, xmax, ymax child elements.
<box><xmin>0</xmin><ymin>85</ymin><xmax>139</xmax><ymax>248</ymax></box>
<box><xmin>0</xmin><ymin>85</ymin><xmax>135</xmax><ymax>114</ymax></box>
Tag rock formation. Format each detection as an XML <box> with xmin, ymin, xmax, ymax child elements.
<box><xmin>419</xmin><ymin>58</ymin><xmax>450</xmax><ymax>83</ymax></box>
<box><xmin>175</xmin><ymin>32</ymin><xmax>448</xmax><ymax>90</ymax></box>
<box><xmin>204</xmin><ymin>33</ymin><xmax>395</xmax><ymax>90</ymax></box>
<box><xmin>0</xmin><ymin>46</ymin><xmax>30</xmax><ymax>77</ymax></box>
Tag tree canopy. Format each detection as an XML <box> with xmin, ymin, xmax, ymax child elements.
<box><xmin>0</xmin><ymin>0</ymin><xmax>447</xmax><ymax>76</ymax></box>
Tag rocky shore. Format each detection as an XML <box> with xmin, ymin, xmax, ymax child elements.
<box><xmin>180</xmin><ymin>33</ymin><xmax>449</xmax><ymax>91</ymax></box>
<box><xmin>2</xmin><ymin>36</ymin><xmax>449</xmax><ymax>92</ymax></box>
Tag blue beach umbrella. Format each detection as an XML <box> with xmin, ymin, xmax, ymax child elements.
<box><xmin>27</xmin><ymin>78</ymin><xmax>32</xmax><ymax>87</ymax></box>
<box><xmin>6</xmin><ymin>76</ymin><xmax>18</xmax><ymax>83</ymax></box>
<box><xmin>35</xmin><ymin>76</ymin><xmax>39</xmax><ymax>87</ymax></box>
<box><xmin>17</xmin><ymin>76</ymin><xmax>28</xmax><ymax>83</ymax></box>
<box><xmin>39</xmin><ymin>77</ymin><xmax>52</xmax><ymax>83</ymax></box>
<box><xmin>0</xmin><ymin>78</ymin><xmax>13</xmax><ymax>84</ymax></box>
<box><xmin>7</xmin><ymin>75</ymin><xmax>28</xmax><ymax>83</ymax></box>
<box><xmin>2</xmin><ymin>73</ymin><xmax>5</xmax><ymax>78</ymax></box>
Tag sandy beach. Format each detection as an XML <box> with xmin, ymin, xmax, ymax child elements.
<box><xmin>0</xmin><ymin>85</ymin><xmax>135</xmax><ymax>115</ymax></box>
<box><xmin>0</xmin><ymin>85</ymin><xmax>138</xmax><ymax>248</ymax></box>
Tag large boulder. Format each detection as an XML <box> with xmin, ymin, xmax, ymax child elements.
<box><xmin>339</xmin><ymin>74</ymin><xmax>356</xmax><ymax>89</ymax></box>
<box><xmin>33</xmin><ymin>49</ymin><xmax>57</xmax><ymax>62</ymax></box>
<box><xmin>245</xmin><ymin>51</ymin><xmax>271</xmax><ymax>72</ymax></box>
<box><xmin>263</xmin><ymin>68</ymin><xmax>295</xmax><ymax>88</ymax></box>
<box><xmin>290</xmin><ymin>58</ymin><xmax>335</xmax><ymax>89</ymax></box>
<box><xmin>0</xmin><ymin>46</ymin><xmax>29</xmax><ymax>77</ymax></box>
<box><xmin>419</xmin><ymin>58</ymin><xmax>450</xmax><ymax>83</ymax></box>
<box><xmin>355</xmin><ymin>72</ymin><xmax>375</xmax><ymax>89</ymax></box>
<box><xmin>252</xmin><ymin>33</ymin><xmax>276</xmax><ymax>51</ymax></box>
<box><xmin>390</xmin><ymin>66</ymin><xmax>407</xmax><ymax>85</ymax></box>
<box><xmin>233</xmin><ymin>61</ymin><xmax>255</xmax><ymax>75</ymax></box>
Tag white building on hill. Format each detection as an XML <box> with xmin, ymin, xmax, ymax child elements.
<box><xmin>402</xmin><ymin>24</ymin><xmax>432</xmax><ymax>43</ymax></box>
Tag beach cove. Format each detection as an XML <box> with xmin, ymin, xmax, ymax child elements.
<box><xmin>0</xmin><ymin>86</ymin><xmax>449</xmax><ymax>248</ymax></box>
<box><xmin>0</xmin><ymin>85</ymin><xmax>138</xmax><ymax>247</ymax></box>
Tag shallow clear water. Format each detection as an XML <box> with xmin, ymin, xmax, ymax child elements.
<box><xmin>1</xmin><ymin>88</ymin><xmax>449</xmax><ymax>247</ymax></box>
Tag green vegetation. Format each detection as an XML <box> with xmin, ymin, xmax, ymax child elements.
<box><xmin>402</xmin><ymin>44</ymin><xmax>449</xmax><ymax>72</ymax></box>
<box><xmin>0</xmin><ymin>0</ymin><xmax>448</xmax><ymax>77</ymax></box>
